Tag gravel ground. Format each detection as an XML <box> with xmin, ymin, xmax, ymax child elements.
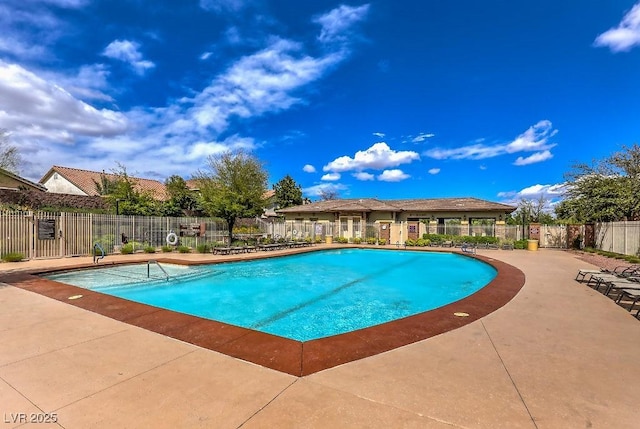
<box><xmin>570</xmin><ymin>250</ymin><xmax>637</xmax><ymax>272</ymax></box>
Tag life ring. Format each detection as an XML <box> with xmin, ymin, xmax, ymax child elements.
<box><xmin>166</xmin><ymin>232</ymin><xmax>178</xmax><ymax>245</ymax></box>
<box><xmin>292</xmin><ymin>229</ymin><xmax>298</xmax><ymax>236</ymax></box>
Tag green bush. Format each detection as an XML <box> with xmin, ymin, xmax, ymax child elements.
<box><xmin>196</xmin><ymin>243</ymin><xmax>211</xmax><ymax>253</ymax></box>
<box><xmin>336</xmin><ymin>237</ymin><xmax>349</xmax><ymax>244</ymax></box>
<box><xmin>1</xmin><ymin>252</ymin><xmax>24</xmax><ymax>262</ymax></box>
<box><xmin>513</xmin><ymin>239</ymin><xmax>528</xmax><ymax>249</ymax></box>
<box><xmin>177</xmin><ymin>245</ymin><xmax>191</xmax><ymax>253</ymax></box>
<box><xmin>352</xmin><ymin>237</ymin><xmax>362</xmax><ymax>244</ymax></box>
<box><xmin>143</xmin><ymin>246</ymin><xmax>156</xmax><ymax>253</ymax></box>
<box><xmin>314</xmin><ymin>237</ymin><xmax>323</xmax><ymax>244</ymax></box>
<box><xmin>161</xmin><ymin>245</ymin><xmax>173</xmax><ymax>252</ymax></box>
<box><xmin>378</xmin><ymin>238</ymin><xmax>387</xmax><ymax>245</ymax></box>
<box><xmin>366</xmin><ymin>237</ymin><xmax>377</xmax><ymax>245</ymax></box>
<box><xmin>120</xmin><ymin>243</ymin><xmax>134</xmax><ymax>254</ymax></box>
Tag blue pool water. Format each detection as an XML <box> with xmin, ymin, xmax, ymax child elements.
<box><xmin>45</xmin><ymin>249</ymin><xmax>496</xmax><ymax>341</ymax></box>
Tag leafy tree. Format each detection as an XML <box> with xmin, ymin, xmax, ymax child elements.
<box><xmin>162</xmin><ymin>175</ymin><xmax>200</xmax><ymax>216</ymax></box>
<box><xmin>93</xmin><ymin>172</ymin><xmax>119</xmax><ymax>195</ymax></box>
<box><xmin>560</xmin><ymin>144</ymin><xmax>640</xmax><ymax>221</ymax></box>
<box><xmin>104</xmin><ymin>164</ymin><xmax>160</xmax><ymax>215</ymax></box>
<box><xmin>195</xmin><ymin>150</ymin><xmax>268</xmax><ymax>244</ymax></box>
<box><xmin>0</xmin><ymin>129</ymin><xmax>21</xmax><ymax>173</ymax></box>
<box><xmin>273</xmin><ymin>175</ymin><xmax>303</xmax><ymax>209</ymax></box>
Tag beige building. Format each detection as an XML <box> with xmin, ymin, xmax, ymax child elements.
<box><xmin>277</xmin><ymin>197</ymin><xmax>516</xmax><ymax>242</ymax></box>
<box><xmin>39</xmin><ymin>166</ymin><xmax>168</xmax><ymax>200</ymax></box>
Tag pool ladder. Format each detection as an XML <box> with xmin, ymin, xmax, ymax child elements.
<box><xmin>93</xmin><ymin>243</ymin><xmax>105</xmax><ymax>264</ymax></box>
<box><xmin>148</xmin><ymin>260</ymin><xmax>170</xmax><ymax>281</ymax></box>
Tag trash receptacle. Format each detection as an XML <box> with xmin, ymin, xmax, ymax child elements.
<box><xmin>325</xmin><ymin>235</ymin><xmax>333</xmax><ymax>244</ymax></box>
<box><xmin>527</xmin><ymin>239</ymin><xmax>539</xmax><ymax>251</ymax></box>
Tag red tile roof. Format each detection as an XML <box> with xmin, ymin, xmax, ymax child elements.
<box><xmin>40</xmin><ymin>166</ymin><xmax>169</xmax><ymax>200</ymax></box>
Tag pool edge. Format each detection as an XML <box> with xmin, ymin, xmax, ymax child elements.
<box><xmin>0</xmin><ymin>249</ymin><xmax>525</xmax><ymax>377</ymax></box>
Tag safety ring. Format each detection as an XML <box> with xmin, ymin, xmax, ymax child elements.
<box><xmin>166</xmin><ymin>232</ymin><xmax>178</xmax><ymax>245</ymax></box>
<box><xmin>292</xmin><ymin>229</ymin><xmax>298</xmax><ymax>236</ymax></box>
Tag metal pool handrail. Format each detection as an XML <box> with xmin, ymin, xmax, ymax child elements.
<box><xmin>148</xmin><ymin>260</ymin><xmax>170</xmax><ymax>281</ymax></box>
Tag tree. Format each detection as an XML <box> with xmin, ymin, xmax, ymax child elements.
<box><xmin>0</xmin><ymin>129</ymin><xmax>21</xmax><ymax>173</ymax></box>
<box><xmin>93</xmin><ymin>172</ymin><xmax>119</xmax><ymax>195</ymax></box>
<box><xmin>162</xmin><ymin>175</ymin><xmax>200</xmax><ymax>216</ymax></box>
<box><xmin>273</xmin><ymin>175</ymin><xmax>303</xmax><ymax>209</ymax></box>
<box><xmin>560</xmin><ymin>144</ymin><xmax>640</xmax><ymax>221</ymax></box>
<box><xmin>104</xmin><ymin>164</ymin><xmax>160</xmax><ymax>215</ymax></box>
<box><xmin>195</xmin><ymin>150</ymin><xmax>268</xmax><ymax>244</ymax></box>
<box><xmin>318</xmin><ymin>188</ymin><xmax>339</xmax><ymax>201</ymax></box>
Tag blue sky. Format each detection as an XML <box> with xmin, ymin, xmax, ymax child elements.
<box><xmin>1</xmin><ymin>1</ymin><xmax>639</xmax><ymax>206</ymax></box>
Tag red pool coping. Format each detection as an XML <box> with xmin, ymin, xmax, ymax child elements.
<box><xmin>0</xmin><ymin>249</ymin><xmax>525</xmax><ymax>376</ymax></box>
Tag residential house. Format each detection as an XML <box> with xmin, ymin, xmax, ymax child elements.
<box><xmin>277</xmin><ymin>197</ymin><xmax>517</xmax><ymax>242</ymax></box>
<box><xmin>39</xmin><ymin>166</ymin><xmax>168</xmax><ymax>201</ymax></box>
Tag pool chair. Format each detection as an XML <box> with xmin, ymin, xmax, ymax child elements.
<box><xmin>461</xmin><ymin>243</ymin><xmax>477</xmax><ymax>254</ymax></box>
<box><xmin>615</xmin><ymin>288</ymin><xmax>640</xmax><ymax>318</ymax></box>
<box><xmin>599</xmin><ymin>278</ymin><xmax>640</xmax><ymax>297</ymax></box>
<box><xmin>579</xmin><ymin>265</ymin><xmax>640</xmax><ymax>284</ymax></box>
<box><xmin>212</xmin><ymin>245</ymin><xmax>231</xmax><ymax>255</ymax></box>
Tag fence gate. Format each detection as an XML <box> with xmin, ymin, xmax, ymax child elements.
<box><xmin>539</xmin><ymin>225</ymin><xmax>567</xmax><ymax>248</ymax></box>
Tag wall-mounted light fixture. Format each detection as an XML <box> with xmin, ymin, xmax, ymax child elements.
<box><xmin>462</xmin><ymin>215</ymin><xmax>467</xmax><ymax>221</ymax></box>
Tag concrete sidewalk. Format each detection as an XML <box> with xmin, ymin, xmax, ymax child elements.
<box><xmin>1</xmin><ymin>249</ymin><xmax>639</xmax><ymax>428</ymax></box>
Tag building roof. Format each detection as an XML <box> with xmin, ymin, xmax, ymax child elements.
<box><xmin>0</xmin><ymin>168</ymin><xmax>48</xmax><ymax>192</ymax></box>
<box><xmin>40</xmin><ymin>166</ymin><xmax>169</xmax><ymax>200</ymax></box>
<box><xmin>276</xmin><ymin>197</ymin><xmax>516</xmax><ymax>214</ymax></box>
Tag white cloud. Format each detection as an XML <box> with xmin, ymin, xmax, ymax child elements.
<box><xmin>412</xmin><ymin>133</ymin><xmax>435</xmax><ymax>142</ymax></box>
<box><xmin>0</xmin><ymin>61</ymin><xmax>128</xmax><ymax>140</ymax></box>
<box><xmin>353</xmin><ymin>171</ymin><xmax>375</xmax><ymax>181</ymax></box>
<box><xmin>303</xmin><ymin>164</ymin><xmax>316</xmax><ymax>173</ymax></box>
<box><xmin>428</xmin><ymin>168</ymin><xmax>440</xmax><ymax>175</ymax></box>
<box><xmin>378</xmin><ymin>169</ymin><xmax>410</xmax><ymax>182</ymax></box>
<box><xmin>187</xmin><ymin>38</ymin><xmax>343</xmax><ymax>133</ymax></box>
<box><xmin>372</xmin><ymin>132</ymin><xmax>385</xmax><ymax>138</ymax></box>
<box><xmin>102</xmin><ymin>40</ymin><xmax>155</xmax><ymax>75</ymax></box>
<box><xmin>497</xmin><ymin>183</ymin><xmax>566</xmax><ymax>206</ymax></box>
<box><xmin>315</xmin><ymin>4</ymin><xmax>370</xmax><ymax>44</ymax></box>
<box><xmin>200</xmin><ymin>0</ymin><xmax>250</xmax><ymax>13</ymax></box>
<box><xmin>321</xmin><ymin>172</ymin><xmax>341</xmax><ymax>181</ymax></box>
<box><xmin>324</xmin><ymin>142</ymin><xmax>419</xmax><ymax>173</ymax></box>
<box><xmin>200</xmin><ymin>52</ymin><xmax>213</xmax><ymax>60</ymax></box>
<box><xmin>513</xmin><ymin>150</ymin><xmax>553</xmax><ymax>166</ymax></box>
<box><xmin>424</xmin><ymin>120</ymin><xmax>557</xmax><ymax>164</ymax></box>
<box><xmin>594</xmin><ymin>2</ymin><xmax>640</xmax><ymax>52</ymax></box>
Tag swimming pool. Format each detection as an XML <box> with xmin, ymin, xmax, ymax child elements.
<box><xmin>44</xmin><ymin>249</ymin><xmax>496</xmax><ymax>341</ymax></box>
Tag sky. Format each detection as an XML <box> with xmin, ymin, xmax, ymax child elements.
<box><xmin>1</xmin><ymin>1</ymin><xmax>639</xmax><ymax>206</ymax></box>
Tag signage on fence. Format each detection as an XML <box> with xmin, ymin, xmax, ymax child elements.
<box><xmin>179</xmin><ymin>222</ymin><xmax>205</xmax><ymax>237</ymax></box>
<box><xmin>37</xmin><ymin>219</ymin><xmax>56</xmax><ymax>240</ymax></box>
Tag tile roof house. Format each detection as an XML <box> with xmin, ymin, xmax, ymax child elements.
<box><xmin>39</xmin><ymin>166</ymin><xmax>169</xmax><ymax>201</ymax></box>
<box><xmin>277</xmin><ymin>197</ymin><xmax>517</xmax><ymax>242</ymax></box>
<box><xmin>0</xmin><ymin>168</ymin><xmax>48</xmax><ymax>192</ymax></box>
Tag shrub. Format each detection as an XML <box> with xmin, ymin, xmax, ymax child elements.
<box><xmin>416</xmin><ymin>238</ymin><xmax>430</xmax><ymax>246</ymax></box>
<box><xmin>196</xmin><ymin>243</ymin><xmax>211</xmax><ymax>253</ymax></box>
<box><xmin>143</xmin><ymin>246</ymin><xmax>156</xmax><ymax>254</ymax></box>
<box><xmin>120</xmin><ymin>243</ymin><xmax>134</xmax><ymax>254</ymax></box>
<box><xmin>314</xmin><ymin>237</ymin><xmax>323</xmax><ymax>244</ymax></box>
<box><xmin>177</xmin><ymin>245</ymin><xmax>191</xmax><ymax>253</ymax></box>
<box><xmin>161</xmin><ymin>245</ymin><xmax>173</xmax><ymax>253</ymax></box>
<box><xmin>513</xmin><ymin>239</ymin><xmax>528</xmax><ymax>249</ymax></box>
<box><xmin>366</xmin><ymin>237</ymin><xmax>377</xmax><ymax>245</ymax></box>
<box><xmin>352</xmin><ymin>237</ymin><xmax>362</xmax><ymax>244</ymax></box>
<box><xmin>378</xmin><ymin>238</ymin><xmax>387</xmax><ymax>245</ymax></box>
<box><xmin>336</xmin><ymin>237</ymin><xmax>349</xmax><ymax>244</ymax></box>
<box><xmin>1</xmin><ymin>252</ymin><xmax>24</xmax><ymax>262</ymax></box>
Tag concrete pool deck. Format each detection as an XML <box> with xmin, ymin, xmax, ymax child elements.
<box><xmin>1</xmin><ymin>247</ymin><xmax>639</xmax><ymax>428</ymax></box>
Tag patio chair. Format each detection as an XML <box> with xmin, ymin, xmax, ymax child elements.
<box><xmin>615</xmin><ymin>288</ymin><xmax>640</xmax><ymax>317</ymax></box>
<box><xmin>578</xmin><ymin>265</ymin><xmax>639</xmax><ymax>283</ymax></box>
<box><xmin>461</xmin><ymin>242</ymin><xmax>477</xmax><ymax>254</ymax></box>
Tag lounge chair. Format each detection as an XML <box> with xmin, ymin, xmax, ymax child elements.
<box><xmin>212</xmin><ymin>246</ymin><xmax>231</xmax><ymax>255</ymax></box>
<box><xmin>577</xmin><ymin>265</ymin><xmax>639</xmax><ymax>283</ymax></box>
<box><xmin>461</xmin><ymin>243</ymin><xmax>477</xmax><ymax>254</ymax></box>
<box><xmin>615</xmin><ymin>288</ymin><xmax>640</xmax><ymax>317</ymax></box>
